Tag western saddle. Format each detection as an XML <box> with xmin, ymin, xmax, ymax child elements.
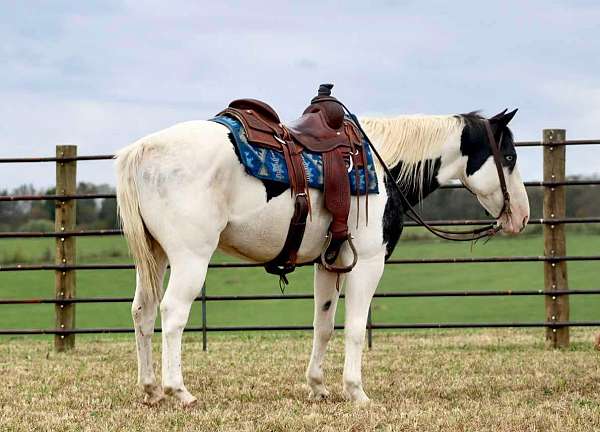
<box><xmin>218</xmin><ymin>84</ymin><xmax>369</xmax><ymax>279</ymax></box>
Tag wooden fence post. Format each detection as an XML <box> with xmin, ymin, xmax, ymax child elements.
<box><xmin>55</xmin><ymin>145</ymin><xmax>77</xmax><ymax>352</ymax></box>
<box><xmin>543</xmin><ymin>129</ymin><xmax>569</xmax><ymax>348</ymax></box>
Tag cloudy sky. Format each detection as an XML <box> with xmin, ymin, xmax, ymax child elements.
<box><xmin>1</xmin><ymin>0</ymin><xmax>599</xmax><ymax>188</ymax></box>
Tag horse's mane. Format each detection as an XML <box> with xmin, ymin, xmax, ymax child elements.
<box><xmin>359</xmin><ymin>115</ymin><xmax>465</xmax><ymax>195</ymax></box>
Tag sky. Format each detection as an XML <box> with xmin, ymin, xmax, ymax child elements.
<box><xmin>1</xmin><ymin>0</ymin><xmax>599</xmax><ymax>189</ymax></box>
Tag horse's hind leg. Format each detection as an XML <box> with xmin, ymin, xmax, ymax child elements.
<box><xmin>160</xmin><ymin>251</ymin><xmax>213</xmax><ymax>406</ymax></box>
<box><xmin>306</xmin><ymin>266</ymin><xmax>344</xmax><ymax>400</ymax></box>
<box><xmin>132</xmin><ymin>243</ymin><xmax>167</xmax><ymax>405</ymax></box>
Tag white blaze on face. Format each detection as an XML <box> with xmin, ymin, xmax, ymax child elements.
<box><xmin>501</xmin><ymin>165</ymin><xmax>530</xmax><ymax>234</ymax></box>
<box><xmin>463</xmin><ymin>158</ymin><xmax>530</xmax><ymax>234</ymax></box>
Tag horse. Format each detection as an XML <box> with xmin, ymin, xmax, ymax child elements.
<box><xmin>115</xmin><ymin>107</ymin><xmax>529</xmax><ymax>406</ymax></box>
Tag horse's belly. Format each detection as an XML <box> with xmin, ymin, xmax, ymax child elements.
<box><xmin>219</xmin><ymin>187</ymin><xmax>331</xmax><ymax>263</ymax></box>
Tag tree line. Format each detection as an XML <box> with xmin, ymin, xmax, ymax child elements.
<box><xmin>0</xmin><ymin>177</ymin><xmax>598</xmax><ymax>232</ymax></box>
<box><xmin>0</xmin><ymin>182</ymin><xmax>117</xmax><ymax>232</ymax></box>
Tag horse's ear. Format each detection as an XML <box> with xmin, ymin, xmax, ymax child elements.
<box><xmin>490</xmin><ymin>109</ymin><xmax>508</xmax><ymax>120</ymax></box>
<box><xmin>491</xmin><ymin>108</ymin><xmax>518</xmax><ymax>126</ymax></box>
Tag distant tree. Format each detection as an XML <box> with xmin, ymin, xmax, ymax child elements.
<box><xmin>75</xmin><ymin>182</ymin><xmax>99</xmax><ymax>227</ymax></box>
<box><xmin>42</xmin><ymin>187</ymin><xmax>56</xmax><ymax>221</ymax></box>
<box><xmin>98</xmin><ymin>197</ymin><xmax>118</xmax><ymax>229</ymax></box>
<box><xmin>30</xmin><ymin>188</ymin><xmax>53</xmax><ymax>220</ymax></box>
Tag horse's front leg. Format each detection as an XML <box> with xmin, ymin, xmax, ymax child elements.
<box><xmin>342</xmin><ymin>252</ymin><xmax>385</xmax><ymax>403</ymax></box>
<box><xmin>306</xmin><ymin>265</ymin><xmax>345</xmax><ymax>400</ymax></box>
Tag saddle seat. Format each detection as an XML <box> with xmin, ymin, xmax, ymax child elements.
<box><xmin>225</xmin><ymin>95</ymin><xmax>352</xmax><ymax>153</ymax></box>
<box><xmin>217</xmin><ymin>84</ymin><xmax>367</xmax><ymax>279</ymax></box>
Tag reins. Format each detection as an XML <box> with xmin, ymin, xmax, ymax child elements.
<box><xmin>326</xmin><ymin>98</ymin><xmax>511</xmax><ymax>242</ymax></box>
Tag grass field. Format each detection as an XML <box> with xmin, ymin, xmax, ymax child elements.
<box><xmin>2</xmin><ymin>329</ymin><xmax>600</xmax><ymax>431</ymax></box>
<box><xmin>0</xmin><ymin>230</ymin><xmax>599</xmax><ymax>330</ymax></box>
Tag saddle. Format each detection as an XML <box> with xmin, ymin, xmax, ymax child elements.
<box><xmin>218</xmin><ymin>84</ymin><xmax>369</xmax><ymax>279</ymax></box>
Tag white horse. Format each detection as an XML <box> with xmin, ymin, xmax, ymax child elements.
<box><xmin>116</xmin><ymin>108</ymin><xmax>529</xmax><ymax>406</ymax></box>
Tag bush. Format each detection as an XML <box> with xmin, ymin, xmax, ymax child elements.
<box><xmin>0</xmin><ymin>248</ymin><xmax>26</xmax><ymax>264</ymax></box>
<box><xmin>17</xmin><ymin>219</ymin><xmax>54</xmax><ymax>232</ymax></box>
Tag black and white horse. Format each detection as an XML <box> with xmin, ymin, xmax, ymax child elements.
<box><xmin>116</xmin><ymin>109</ymin><xmax>529</xmax><ymax>406</ymax></box>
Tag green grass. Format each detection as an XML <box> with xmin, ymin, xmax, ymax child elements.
<box><xmin>2</xmin><ymin>330</ymin><xmax>600</xmax><ymax>431</ymax></box>
<box><xmin>0</xmin><ymin>231</ymin><xmax>598</xmax><ymax>330</ymax></box>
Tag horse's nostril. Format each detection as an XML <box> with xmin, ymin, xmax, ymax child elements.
<box><xmin>520</xmin><ymin>216</ymin><xmax>529</xmax><ymax>232</ymax></box>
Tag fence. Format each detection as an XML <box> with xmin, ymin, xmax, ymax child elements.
<box><xmin>1</xmin><ymin>130</ymin><xmax>599</xmax><ymax>352</ymax></box>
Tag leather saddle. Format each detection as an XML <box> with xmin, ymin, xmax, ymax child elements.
<box><xmin>218</xmin><ymin>84</ymin><xmax>369</xmax><ymax>279</ymax></box>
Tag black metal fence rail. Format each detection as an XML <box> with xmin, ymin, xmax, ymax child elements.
<box><xmin>2</xmin><ymin>180</ymin><xmax>599</xmax><ymax>202</ymax></box>
<box><xmin>1</xmin><ymin>255</ymin><xmax>598</xmax><ymax>273</ymax></box>
<box><xmin>4</xmin><ymin>321</ymin><xmax>600</xmax><ymax>336</ymax></box>
<box><xmin>0</xmin><ymin>138</ymin><xmax>597</xmax><ymax>164</ymax></box>
<box><xmin>1</xmin><ymin>217</ymin><xmax>599</xmax><ymax>239</ymax></box>
<box><xmin>1</xmin><ymin>135</ymin><xmax>599</xmax><ymax>349</ymax></box>
<box><xmin>2</xmin><ymin>289</ymin><xmax>600</xmax><ymax>305</ymax></box>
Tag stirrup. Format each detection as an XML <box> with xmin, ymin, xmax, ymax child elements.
<box><xmin>319</xmin><ymin>232</ymin><xmax>358</xmax><ymax>273</ymax></box>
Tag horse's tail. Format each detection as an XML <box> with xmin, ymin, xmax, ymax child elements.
<box><xmin>115</xmin><ymin>141</ymin><xmax>161</xmax><ymax>304</ymax></box>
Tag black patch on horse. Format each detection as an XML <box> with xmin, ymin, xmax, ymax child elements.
<box><xmin>228</xmin><ymin>132</ymin><xmax>243</xmax><ymax>163</ymax></box>
<box><xmin>382</xmin><ymin>164</ymin><xmax>405</xmax><ymax>259</ymax></box>
<box><xmin>396</xmin><ymin>159</ymin><xmax>442</xmax><ymax>206</ymax></box>
<box><xmin>381</xmin><ymin>158</ymin><xmax>441</xmax><ymax>259</ymax></box>
<box><xmin>262</xmin><ymin>180</ymin><xmax>289</xmax><ymax>201</ymax></box>
<box><xmin>459</xmin><ymin>114</ymin><xmax>517</xmax><ymax>176</ymax></box>
<box><xmin>228</xmin><ymin>132</ymin><xmax>289</xmax><ymax>201</ymax></box>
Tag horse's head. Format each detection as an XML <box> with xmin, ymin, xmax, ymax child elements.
<box><xmin>459</xmin><ymin>109</ymin><xmax>530</xmax><ymax>234</ymax></box>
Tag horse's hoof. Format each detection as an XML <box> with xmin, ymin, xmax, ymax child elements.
<box><xmin>343</xmin><ymin>388</ymin><xmax>370</xmax><ymax>405</ymax></box>
<box><xmin>309</xmin><ymin>386</ymin><xmax>330</xmax><ymax>401</ymax></box>
<box><xmin>172</xmin><ymin>389</ymin><xmax>197</xmax><ymax>407</ymax></box>
<box><xmin>353</xmin><ymin>396</ymin><xmax>371</xmax><ymax>405</ymax></box>
<box><xmin>142</xmin><ymin>392</ymin><xmax>165</xmax><ymax>406</ymax></box>
<box><xmin>181</xmin><ymin>395</ymin><xmax>198</xmax><ymax>408</ymax></box>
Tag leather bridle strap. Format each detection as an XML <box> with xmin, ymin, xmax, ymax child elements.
<box><xmin>343</xmin><ymin>110</ymin><xmax>510</xmax><ymax>242</ymax></box>
<box><xmin>483</xmin><ymin>120</ymin><xmax>511</xmax><ymax>219</ymax></box>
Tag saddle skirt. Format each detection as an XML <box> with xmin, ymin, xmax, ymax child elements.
<box><xmin>211</xmin><ymin>115</ymin><xmax>379</xmax><ymax>195</ymax></box>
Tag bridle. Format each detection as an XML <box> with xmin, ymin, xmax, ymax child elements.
<box><xmin>385</xmin><ymin>119</ymin><xmax>511</xmax><ymax>240</ymax></box>
<box><xmin>483</xmin><ymin>120</ymin><xmax>512</xmax><ymax>221</ymax></box>
<box><xmin>344</xmin><ymin>107</ymin><xmax>511</xmax><ymax>241</ymax></box>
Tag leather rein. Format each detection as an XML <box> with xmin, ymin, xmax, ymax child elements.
<box><xmin>324</xmin><ymin>98</ymin><xmax>511</xmax><ymax>242</ymax></box>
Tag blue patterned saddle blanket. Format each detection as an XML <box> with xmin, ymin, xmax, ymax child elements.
<box><xmin>210</xmin><ymin>115</ymin><xmax>379</xmax><ymax>195</ymax></box>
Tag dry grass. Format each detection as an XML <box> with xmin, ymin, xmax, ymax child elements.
<box><xmin>2</xmin><ymin>329</ymin><xmax>600</xmax><ymax>431</ymax></box>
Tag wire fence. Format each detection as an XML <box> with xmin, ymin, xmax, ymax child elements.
<box><xmin>0</xmin><ymin>134</ymin><xmax>599</xmax><ymax>350</ymax></box>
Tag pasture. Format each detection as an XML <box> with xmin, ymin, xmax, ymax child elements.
<box><xmin>2</xmin><ymin>329</ymin><xmax>600</xmax><ymax>431</ymax></box>
<box><xmin>1</xmin><ymin>230</ymin><xmax>599</xmax><ymax>331</ymax></box>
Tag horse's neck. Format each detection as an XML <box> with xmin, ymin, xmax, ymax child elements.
<box><xmin>389</xmin><ymin>158</ymin><xmax>443</xmax><ymax>205</ymax></box>
<box><xmin>360</xmin><ymin>115</ymin><xmax>465</xmax><ymax>205</ymax></box>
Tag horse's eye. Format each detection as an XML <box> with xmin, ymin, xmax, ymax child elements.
<box><xmin>505</xmin><ymin>155</ymin><xmax>514</xmax><ymax>162</ymax></box>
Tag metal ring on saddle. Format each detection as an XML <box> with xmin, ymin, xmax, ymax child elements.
<box><xmin>347</xmin><ymin>155</ymin><xmax>354</xmax><ymax>173</ymax></box>
<box><xmin>319</xmin><ymin>232</ymin><xmax>359</xmax><ymax>273</ymax></box>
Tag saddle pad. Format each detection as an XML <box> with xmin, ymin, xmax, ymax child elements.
<box><xmin>210</xmin><ymin>115</ymin><xmax>379</xmax><ymax>195</ymax></box>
